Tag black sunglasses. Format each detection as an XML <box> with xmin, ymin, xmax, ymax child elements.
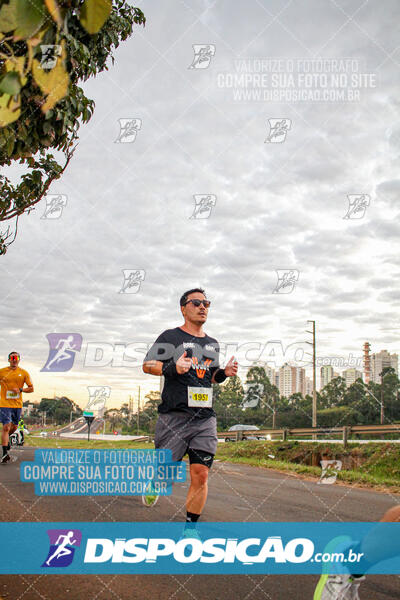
<box><xmin>184</xmin><ymin>299</ymin><xmax>211</xmax><ymax>308</ymax></box>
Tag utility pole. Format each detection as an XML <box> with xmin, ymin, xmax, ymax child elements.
<box><xmin>137</xmin><ymin>386</ymin><xmax>141</xmax><ymax>435</ymax></box>
<box><xmin>306</xmin><ymin>320</ymin><xmax>317</xmax><ymax>438</ymax></box>
<box><xmin>380</xmin><ymin>371</ymin><xmax>385</xmax><ymax>425</ymax></box>
<box><xmin>272</xmin><ymin>392</ymin><xmax>276</xmax><ymax>429</ymax></box>
<box><xmin>129</xmin><ymin>395</ymin><xmax>133</xmax><ymax>415</ymax></box>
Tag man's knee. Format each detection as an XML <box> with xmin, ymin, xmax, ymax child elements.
<box><xmin>190</xmin><ymin>464</ymin><xmax>209</xmax><ymax>487</ymax></box>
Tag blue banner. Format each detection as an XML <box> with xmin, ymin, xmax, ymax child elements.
<box><xmin>2</xmin><ymin>522</ymin><xmax>400</xmax><ymax>574</ymax></box>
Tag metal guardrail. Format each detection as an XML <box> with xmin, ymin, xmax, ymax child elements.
<box><xmin>218</xmin><ymin>424</ymin><xmax>400</xmax><ymax>447</ymax></box>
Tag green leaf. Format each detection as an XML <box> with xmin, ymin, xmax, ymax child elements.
<box><xmin>0</xmin><ymin>72</ymin><xmax>21</xmax><ymax>95</ymax></box>
<box><xmin>6</xmin><ymin>131</ymin><xmax>15</xmax><ymax>156</ymax></box>
<box><xmin>79</xmin><ymin>0</ymin><xmax>111</xmax><ymax>34</ymax></box>
<box><xmin>0</xmin><ymin>0</ymin><xmax>17</xmax><ymax>32</ymax></box>
<box><xmin>32</xmin><ymin>42</ymin><xmax>69</xmax><ymax>112</ymax></box>
<box><xmin>14</xmin><ymin>0</ymin><xmax>45</xmax><ymax>40</ymax></box>
<box><xmin>0</xmin><ymin>94</ymin><xmax>11</xmax><ymax>108</ymax></box>
<box><xmin>44</xmin><ymin>0</ymin><xmax>62</xmax><ymax>28</ymax></box>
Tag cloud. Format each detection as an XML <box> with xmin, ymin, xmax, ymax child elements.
<box><xmin>1</xmin><ymin>0</ymin><xmax>399</xmax><ymax>406</ymax></box>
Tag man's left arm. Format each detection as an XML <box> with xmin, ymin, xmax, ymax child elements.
<box><xmin>21</xmin><ymin>372</ymin><xmax>34</xmax><ymax>393</ymax></box>
<box><xmin>211</xmin><ymin>355</ymin><xmax>238</xmax><ymax>384</ymax></box>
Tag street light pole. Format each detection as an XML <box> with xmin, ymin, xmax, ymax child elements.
<box><xmin>306</xmin><ymin>320</ymin><xmax>317</xmax><ymax>437</ymax></box>
<box><xmin>379</xmin><ymin>370</ymin><xmax>389</xmax><ymax>425</ymax></box>
<box><xmin>272</xmin><ymin>392</ymin><xmax>276</xmax><ymax>429</ymax></box>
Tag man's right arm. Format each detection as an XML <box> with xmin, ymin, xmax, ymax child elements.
<box><xmin>142</xmin><ymin>360</ymin><xmax>163</xmax><ymax>376</ymax></box>
<box><xmin>142</xmin><ymin>332</ymin><xmax>169</xmax><ymax>376</ymax></box>
<box><xmin>142</xmin><ymin>331</ymin><xmax>192</xmax><ymax>377</ymax></box>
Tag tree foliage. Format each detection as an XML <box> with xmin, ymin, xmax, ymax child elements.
<box><xmin>0</xmin><ymin>0</ymin><xmax>145</xmax><ymax>253</ymax></box>
<box><xmin>37</xmin><ymin>395</ymin><xmax>82</xmax><ymax>423</ymax></box>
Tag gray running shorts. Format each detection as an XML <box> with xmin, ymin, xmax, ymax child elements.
<box><xmin>154</xmin><ymin>412</ymin><xmax>218</xmax><ymax>463</ymax></box>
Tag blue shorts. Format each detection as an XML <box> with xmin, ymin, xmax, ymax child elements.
<box><xmin>0</xmin><ymin>407</ymin><xmax>21</xmax><ymax>425</ymax></box>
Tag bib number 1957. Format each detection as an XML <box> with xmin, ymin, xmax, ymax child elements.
<box><xmin>188</xmin><ymin>386</ymin><xmax>213</xmax><ymax>408</ymax></box>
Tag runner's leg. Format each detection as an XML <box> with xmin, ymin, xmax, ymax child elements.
<box><xmin>354</xmin><ymin>505</ymin><xmax>400</xmax><ymax>569</ymax></box>
<box><xmin>1</xmin><ymin>423</ymin><xmax>11</xmax><ymax>448</ymax></box>
<box><xmin>185</xmin><ymin>415</ymin><xmax>217</xmax><ymax>520</ymax></box>
<box><xmin>186</xmin><ymin>460</ymin><xmax>210</xmax><ymax>516</ymax></box>
<box><xmin>143</xmin><ymin>413</ymin><xmax>188</xmax><ymax>507</ymax></box>
<box><xmin>1</xmin><ymin>409</ymin><xmax>12</xmax><ymax>462</ymax></box>
<box><xmin>313</xmin><ymin>506</ymin><xmax>400</xmax><ymax>599</ymax></box>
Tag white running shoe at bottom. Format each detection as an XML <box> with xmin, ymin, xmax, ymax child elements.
<box><xmin>313</xmin><ymin>573</ymin><xmax>365</xmax><ymax>600</ymax></box>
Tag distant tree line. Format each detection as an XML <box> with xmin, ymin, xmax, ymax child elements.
<box><xmin>137</xmin><ymin>366</ymin><xmax>400</xmax><ymax>433</ymax></box>
<box><xmin>23</xmin><ymin>366</ymin><xmax>399</xmax><ymax>433</ymax></box>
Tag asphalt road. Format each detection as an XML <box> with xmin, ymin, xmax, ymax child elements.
<box><xmin>54</xmin><ymin>418</ymin><xmax>104</xmax><ymax>436</ymax></box>
<box><xmin>0</xmin><ymin>446</ymin><xmax>399</xmax><ymax>600</ymax></box>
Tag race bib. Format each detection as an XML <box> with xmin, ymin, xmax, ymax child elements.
<box><xmin>6</xmin><ymin>391</ymin><xmax>20</xmax><ymax>399</ymax></box>
<box><xmin>188</xmin><ymin>386</ymin><xmax>213</xmax><ymax>408</ymax></box>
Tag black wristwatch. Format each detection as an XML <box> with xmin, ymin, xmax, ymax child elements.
<box><xmin>19</xmin><ymin>388</ymin><xmax>23</xmax><ymax>392</ymax></box>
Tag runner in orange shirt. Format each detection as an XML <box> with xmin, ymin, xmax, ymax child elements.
<box><xmin>0</xmin><ymin>352</ymin><xmax>34</xmax><ymax>463</ymax></box>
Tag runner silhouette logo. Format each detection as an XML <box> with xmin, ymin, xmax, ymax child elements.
<box><xmin>41</xmin><ymin>333</ymin><xmax>83</xmax><ymax>372</ymax></box>
<box><xmin>42</xmin><ymin>529</ymin><xmax>82</xmax><ymax>568</ymax></box>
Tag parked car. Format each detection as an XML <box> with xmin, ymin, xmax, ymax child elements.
<box><xmin>40</xmin><ymin>431</ymin><xmax>48</xmax><ymax>438</ymax></box>
<box><xmin>224</xmin><ymin>424</ymin><xmax>266</xmax><ymax>442</ymax></box>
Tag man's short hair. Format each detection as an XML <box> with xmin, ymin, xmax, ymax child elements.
<box><xmin>180</xmin><ymin>288</ymin><xmax>206</xmax><ymax>306</ymax></box>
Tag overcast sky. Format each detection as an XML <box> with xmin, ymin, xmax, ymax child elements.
<box><xmin>1</xmin><ymin>0</ymin><xmax>399</xmax><ymax>409</ymax></box>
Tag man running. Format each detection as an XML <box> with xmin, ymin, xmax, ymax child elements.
<box><xmin>0</xmin><ymin>352</ymin><xmax>34</xmax><ymax>463</ymax></box>
<box><xmin>142</xmin><ymin>288</ymin><xmax>238</xmax><ymax>525</ymax></box>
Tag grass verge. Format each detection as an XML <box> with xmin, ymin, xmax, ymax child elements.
<box><xmin>216</xmin><ymin>441</ymin><xmax>400</xmax><ymax>491</ymax></box>
<box><xmin>24</xmin><ymin>438</ymin><xmax>400</xmax><ymax>491</ymax></box>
